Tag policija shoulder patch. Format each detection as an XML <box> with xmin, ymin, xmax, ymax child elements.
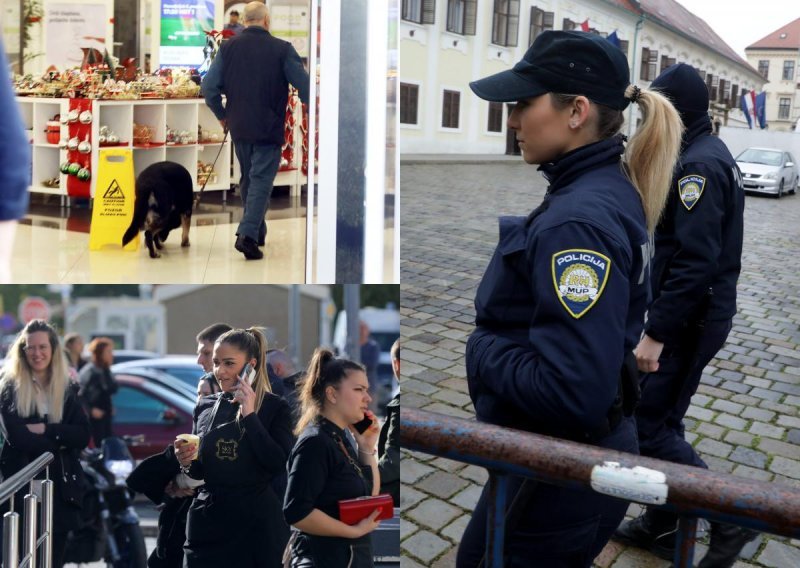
<box><xmin>678</xmin><ymin>175</ymin><xmax>706</xmax><ymax>211</ymax></box>
<box><xmin>552</xmin><ymin>249</ymin><xmax>611</xmax><ymax>319</ymax></box>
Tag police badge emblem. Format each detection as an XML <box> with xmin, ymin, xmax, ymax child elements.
<box><xmin>216</xmin><ymin>439</ymin><xmax>238</xmax><ymax>461</ymax></box>
<box><xmin>678</xmin><ymin>175</ymin><xmax>706</xmax><ymax>211</ymax></box>
<box><xmin>552</xmin><ymin>249</ymin><xmax>611</xmax><ymax>319</ymax></box>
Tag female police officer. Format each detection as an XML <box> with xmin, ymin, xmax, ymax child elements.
<box><xmin>456</xmin><ymin>31</ymin><xmax>684</xmax><ymax>567</ymax></box>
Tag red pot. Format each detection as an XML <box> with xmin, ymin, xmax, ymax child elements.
<box><xmin>46</xmin><ymin>121</ymin><xmax>60</xmax><ymax>145</ymax></box>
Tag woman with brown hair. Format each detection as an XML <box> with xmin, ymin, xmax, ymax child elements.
<box><xmin>0</xmin><ymin>319</ymin><xmax>90</xmax><ymax>568</ymax></box>
<box><xmin>175</xmin><ymin>327</ymin><xmax>294</xmax><ymax>567</ymax></box>
<box><xmin>283</xmin><ymin>348</ymin><xmax>382</xmax><ymax>567</ymax></box>
<box><xmin>77</xmin><ymin>336</ymin><xmax>118</xmax><ymax>445</ymax></box>
<box><xmin>457</xmin><ymin>30</ymin><xmax>684</xmax><ymax>567</ymax></box>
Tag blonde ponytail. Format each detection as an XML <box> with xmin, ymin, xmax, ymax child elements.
<box><xmin>623</xmin><ymin>85</ymin><xmax>684</xmax><ymax>233</ymax></box>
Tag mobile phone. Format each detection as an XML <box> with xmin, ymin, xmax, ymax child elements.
<box><xmin>239</xmin><ymin>363</ymin><xmax>256</xmax><ymax>386</ymax></box>
<box><xmin>353</xmin><ymin>416</ymin><xmax>373</xmax><ymax>435</ymax></box>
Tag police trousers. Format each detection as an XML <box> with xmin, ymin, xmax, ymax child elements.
<box><xmin>636</xmin><ymin>319</ymin><xmax>732</xmax><ymax>468</ymax></box>
<box><xmin>456</xmin><ymin>417</ymin><xmax>638</xmax><ymax>568</ymax></box>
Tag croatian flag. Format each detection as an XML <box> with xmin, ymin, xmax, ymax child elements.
<box><xmin>741</xmin><ymin>91</ymin><xmax>767</xmax><ymax>129</ymax></box>
<box><xmin>581</xmin><ymin>19</ymin><xmax>590</xmax><ymax>32</ymax></box>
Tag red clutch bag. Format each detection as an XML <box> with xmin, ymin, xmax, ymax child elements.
<box><xmin>338</xmin><ymin>494</ymin><xmax>394</xmax><ymax>525</ymax></box>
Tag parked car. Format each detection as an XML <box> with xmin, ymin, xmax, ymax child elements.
<box><xmin>112</xmin><ymin>356</ymin><xmax>205</xmax><ymax>391</ymax></box>
<box><xmin>110</xmin><ymin>373</ymin><xmax>195</xmax><ymax>460</ymax></box>
<box><xmin>736</xmin><ymin>147</ymin><xmax>799</xmax><ymax>198</ymax></box>
<box><xmin>110</xmin><ymin>365</ymin><xmax>198</xmax><ymax>401</ymax></box>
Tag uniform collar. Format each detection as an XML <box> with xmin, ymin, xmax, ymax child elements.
<box><xmin>538</xmin><ymin>135</ymin><xmax>625</xmax><ymax>194</ymax></box>
<box><xmin>681</xmin><ymin>115</ymin><xmax>713</xmax><ymax>152</ymax></box>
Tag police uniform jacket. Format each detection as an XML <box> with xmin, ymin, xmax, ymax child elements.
<box><xmin>645</xmin><ymin>116</ymin><xmax>744</xmax><ymax>343</ymax></box>
<box><xmin>467</xmin><ymin>135</ymin><xmax>650</xmax><ymax>442</ymax></box>
<box><xmin>182</xmin><ymin>392</ymin><xmax>294</xmax><ymax>568</ymax></box>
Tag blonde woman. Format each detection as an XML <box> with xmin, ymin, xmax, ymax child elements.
<box><xmin>0</xmin><ymin>319</ymin><xmax>90</xmax><ymax>568</ymax></box>
<box><xmin>175</xmin><ymin>327</ymin><xmax>294</xmax><ymax>567</ymax></box>
<box><xmin>457</xmin><ymin>31</ymin><xmax>684</xmax><ymax>567</ymax></box>
<box><xmin>283</xmin><ymin>348</ymin><xmax>382</xmax><ymax>568</ymax></box>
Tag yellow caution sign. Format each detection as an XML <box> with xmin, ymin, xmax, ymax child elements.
<box><xmin>90</xmin><ymin>149</ymin><xmax>138</xmax><ymax>251</ymax></box>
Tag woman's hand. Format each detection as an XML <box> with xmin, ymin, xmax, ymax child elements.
<box><xmin>350</xmin><ymin>410</ymin><xmax>380</xmax><ymax>454</ymax></box>
<box><xmin>174</xmin><ymin>438</ymin><xmax>197</xmax><ymax>467</ymax></box>
<box><xmin>635</xmin><ymin>335</ymin><xmax>664</xmax><ymax>373</ymax></box>
<box><xmin>349</xmin><ymin>509</ymin><xmax>382</xmax><ymax>538</ymax></box>
<box><xmin>25</xmin><ymin>423</ymin><xmax>45</xmax><ymax>434</ymax></box>
<box><xmin>233</xmin><ymin>377</ymin><xmax>256</xmax><ymax>417</ymax></box>
<box><xmin>164</xmin><ymin>480</ymin><xmax>195</xmax><ymax>498</ymax></box>
<box><xmin>90</xmin><ymin>407</ymin><xmax>105</xmax><ymax>420</ymax></box>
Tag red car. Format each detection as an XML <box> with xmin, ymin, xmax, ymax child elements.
<box><xmin>111</xmin><ymin>373</ymin><xmax>196</xmax><ymax>461</ymax></box>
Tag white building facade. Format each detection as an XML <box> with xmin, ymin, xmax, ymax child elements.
<box><xmin>400</xmin><ymin>0</ymin><xmax>765</xmax><ymax>154</ymax></box>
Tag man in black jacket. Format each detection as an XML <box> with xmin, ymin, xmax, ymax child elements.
<box><xmin>78</xmin><ymin>337</ymin><xmax>118</xmax><ymax>446</ymax></box>
<box><xmin>202</xmin><ymin>1</ymin><xmax>309</xmax><ymax>260</ymax></box>
<box><xmin>378</xmin><ymin>340</ymin><xmax>400</xmax><ymax>506</ymax></box>
<box><xmin>614</xmin><ymin>64</ymin><xmax>751</xmax><ymax>567</ymax></box>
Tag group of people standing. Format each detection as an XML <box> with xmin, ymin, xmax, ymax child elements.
<box><xmin>0</xmin><ymin>317</ymin><xmax>399</xmax><ymax>568</ymax></box>
<box><xmin>459</xmin><ymin>31</ymin><xmax>747</xmax><ymax>567</ymax></box>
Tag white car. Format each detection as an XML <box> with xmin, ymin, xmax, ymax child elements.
<box><xmin>736</xmin><ymin>147</ymin><xmax>798</xmax><ymax>198</ymax></box>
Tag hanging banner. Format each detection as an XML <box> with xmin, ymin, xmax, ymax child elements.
<box><xmin>45</xmin><ymin>3</ymin><xmax>107</xmax><ymax>71</ymax></box>
<box><xmin>89</xmin><ymin>150</ymin><xmax>138</xmax><ymax>251</ymax></box>
<box><xmin>159</xmin><ymin>0</ymin><xmax>215</xmax><ymax>68</ymax></box>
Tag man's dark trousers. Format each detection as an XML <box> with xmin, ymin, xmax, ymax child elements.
<box><xmin>234</xmin><ymin>142</ymin><xmax>282</xmax><ymax>243</ymax></box>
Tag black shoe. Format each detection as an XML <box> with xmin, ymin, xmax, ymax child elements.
<box><xmin>697</xmin><ymin>523</ymin><xmax>758</xmax><ymax>568</ymax></box>
<box><xmin>613</xmin><ymin>511</ymin><xmax>678</xmax><ymax>560</ymax></box>
<box><xmin>258</xmin><ymin>235</ymin><xmax>266</xmax><ymax>247</ymax></box>
<box><xmin>235</xmin><ymin>235</ymin><xmax>264</xmax><ymax>260</ymax></box>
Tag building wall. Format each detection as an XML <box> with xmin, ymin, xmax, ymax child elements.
<box><xmin>162</xmin><ymin>286</ymin><xmax>322</xmax><ymax>366</ymax></box>
<box><xmin>400</xmin><ymin>0</ymin><xmax>764</xmax><ymax>154</ymax></box>
<box><xmin>745</xmin><ymin>49</ymin><xmax>800</xmax><ymax>132</ymax></box>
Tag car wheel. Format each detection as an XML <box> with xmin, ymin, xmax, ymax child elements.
<box><xmin>777</xmin><ymin>179</ymin><xmax>784</xmax><ymax>198</ymax></box>
<box><xmin>793</xmin><ymin>176</ymin><xmax>798</xmax><ymax>195</ymax></box>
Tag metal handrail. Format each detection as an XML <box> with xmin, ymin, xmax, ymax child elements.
<box><xmin>401</xmin><ymin>408</ymin><xmax>800</xmax><ymax>567</ymax></box>
<box><xmin>0</xmin><ymin>451</ymin><xmax>55</xmax><ymax>568</ymax></box>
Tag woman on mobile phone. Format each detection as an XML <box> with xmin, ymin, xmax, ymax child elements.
<box><xmin>175</xmin><ymin>327</ymin><xmax>294</xmax><ymax>567</ymax></box>
<box><xmin>283</xmin><ymin>347</ymin><xmax>382</xmax><ymax>568</ymax></box>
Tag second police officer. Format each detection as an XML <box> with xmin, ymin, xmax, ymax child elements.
<box><xmin>456</xmin><ymin>31</ymin><xmax>684</xmax><ymax>567</ymax></box>
<box><xmin>614</xmin><ymin>63</ymin><xmax>751</xmax><ymax>567</ymax></box>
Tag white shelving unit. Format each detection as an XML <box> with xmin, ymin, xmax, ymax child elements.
<box><xmin>16</xmin><ymin>97</ymin><xmax>232</xmax><ymax>198</ymax></box>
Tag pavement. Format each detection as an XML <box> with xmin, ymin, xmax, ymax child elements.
<box><xmin>399</xmin><ymin>159</ymin><xmax>800</xmax><ymax>567</ymax></box>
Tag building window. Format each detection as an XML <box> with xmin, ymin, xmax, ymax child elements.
<box><xmin>442</xmin><ymin>90</ymin><xmax>460</xmax><ymax>128</ymax></box>
<box><xmin>783</xmin><ymin>60</ymin><xmax>795</xmax><ymax>81</ymax></box>
<box><xmin>660</xmin><ymin>55</ymin><xmax>676</xmax><ymax>71</ymax></box>
<box><xmin>709</xmin><ymin>75</ymin><xmax>719</xmax><ymax>101</ymax></box>
<box><xmin>488</xmin><ymin>102</ymin><xmax>504</xmax><ymax>132</ymax></box>
<box><xmin>400</xmin><ymin>83</ymin><xmax>419</xmax><ymax>125</ymax></box>
<box><xmin>562</xmin><ymin>18</ymin><xmax>576</xmax><ymax>31</ymax></box>
<box><xmin>696</xmin><ymin>68</ymin><xmax>706</xmax><ymax>81</ymax></box>
<box><xmin>758</xmin><ymin>60</ymin><xmax>769</xmax><ymax>79</ymax></box>
<box><xmin>529</xmin><ymin>7</ymin><xmax>554</xmax><ymax>46</ymax></box>
<box><xmin>779</xmin><ymin>97</ymin><xmax>791</xmax><ymax>119</ymax></box>
<box><xmin>492</xmin><ymin>1</ymin><xmax>519</xmax><ymax>47</ymax></box>
<box><xmin>618</xmin><ymin>40</ymin><xmax>629</xmax><ymax>58</ymax></box>
<box><xmin>402</xmin><ymin>0</ymin><xmax>436</xmax><ymax>24</ymax></box>
<box><xmin>446</xmin><ymin>0</ymin><xmax>477</xmax><ymax>35</ymax></box>
<box><xmin>730</xmin><ymin>84</ymin><xmax>738</xmax><ymax>109</ymax></box>
<box><xmin>641</xmin><ymin>48</ymin><xmax>658</xmax><ymax>81</ymax></box>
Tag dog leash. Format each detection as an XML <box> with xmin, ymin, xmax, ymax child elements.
<box><xmin>193</xmin><ymin>127</ymin><xmax>230</xmax><ymax>210</ymax></box>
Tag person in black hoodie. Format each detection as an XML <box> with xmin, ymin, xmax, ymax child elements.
<box><xmin>614</xmin><ymin>64</ymin><xmax>750</xmax><ymax>566</ymax></box>
<box><xmin>457</xmin><ymin>30</ymin><xmax>683</xmax><ymax>567</ymax></box>
<box><xmin>78</xmin><ymin>337</ymin><xmax>118</xmax><ymax>446</ymax></box>
<box><xmin>0</xmin><ymin>319</ymin><xmax>90</xmax><ymax>568</ymax></box>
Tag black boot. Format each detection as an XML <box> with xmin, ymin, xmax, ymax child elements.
<box><xmin>235</xmin><ymin>234</ymin><xmax>264</xmax><ymax>260</ymax></box>
<box><xmin>697</xmin><ymin>523</ymin><xmax>758</xmax><ymax>568</ymax></box>
<box><xmin>613</xmin><ymin>508</ymin><xmax>678</xmax><ymax>560</ymax></box>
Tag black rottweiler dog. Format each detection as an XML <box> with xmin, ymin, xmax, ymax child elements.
<box><xmin>122</xmin><ymin>162</ymin><xmax>193</xmax><ymax>258</ymax></box>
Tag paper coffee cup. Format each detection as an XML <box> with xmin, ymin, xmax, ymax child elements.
<box><xmin>176</xmin><ymin>433</ymin><xmax>200</xmax><ymax>460</ymax></box>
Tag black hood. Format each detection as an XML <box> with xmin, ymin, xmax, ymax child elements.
<box><xmin>651</xmin><ymin>63</ymin><xmax>709</xmax><ymax>126</ymax></box>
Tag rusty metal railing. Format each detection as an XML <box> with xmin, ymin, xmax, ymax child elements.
<box><xmin>401</xmin><ymin>407</ymin><xmax>800</xmax><ymax>567</ymax></box>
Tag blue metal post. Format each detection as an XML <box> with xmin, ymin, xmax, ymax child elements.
<box><xmin>486</xmin><ymin>472</ymin><xmax>508</xmax><ymax>568</ymax></box>
<box><xmin>674</xmin><ymin>516</ymin><xmax>698</xmax><ymax>567</ymax></box>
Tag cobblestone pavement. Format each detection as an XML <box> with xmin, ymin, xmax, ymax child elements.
<box><xmin>400</xmin><ymin>160</ymin><xmax>800</xmax><ymax>568</ymax></box>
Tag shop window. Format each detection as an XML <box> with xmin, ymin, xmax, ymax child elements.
<box><xmin>529</xmin><ymin>7</ymin><xmax>554</xmax><ymax>46</ymax></box>
<box><xmin>442</xmin><ymin>90</ymin><xmax>460</xmax><ymax>128</ymax></box>
<box><xmin>779</xmin><ymin>97</ymin><xmax>791</xmax><ymax>119</ymax></box>
<box><xmin>400</xmin><ymin>83</ymin><xmax>419</xmax><ymax>125</ymax></box>
<box><xmin>783</xmin><ymin>60</ymin><xmax>795</xmax><ymax>81</ymax></box>
<box><xmin>402</xmin><ymin>0</ymin><xmax>436</xmax><ymax>25</ymax></box>
<box><xmin>758</xmin><ymin>60</ymin><xmax>769</xmax><ymax>79</ymax></box>
<box><xmin>492</xmin><ymin>0</ymin><xmax>520</xmax><ymax>47</ymax></box>
<box><xmin>488</xmin><ymin>102</ymin><xmax>504</xmax><ymax>132</ymax></box>
<box><xmin>446</xmin><ymin>0</ymin><xmax>477</xmax><ymax>35</ymax></box>
<box><xmin>640</xmin><ymin>48</ymin><xmax>658</xmax><ymax>81</ymax></box>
